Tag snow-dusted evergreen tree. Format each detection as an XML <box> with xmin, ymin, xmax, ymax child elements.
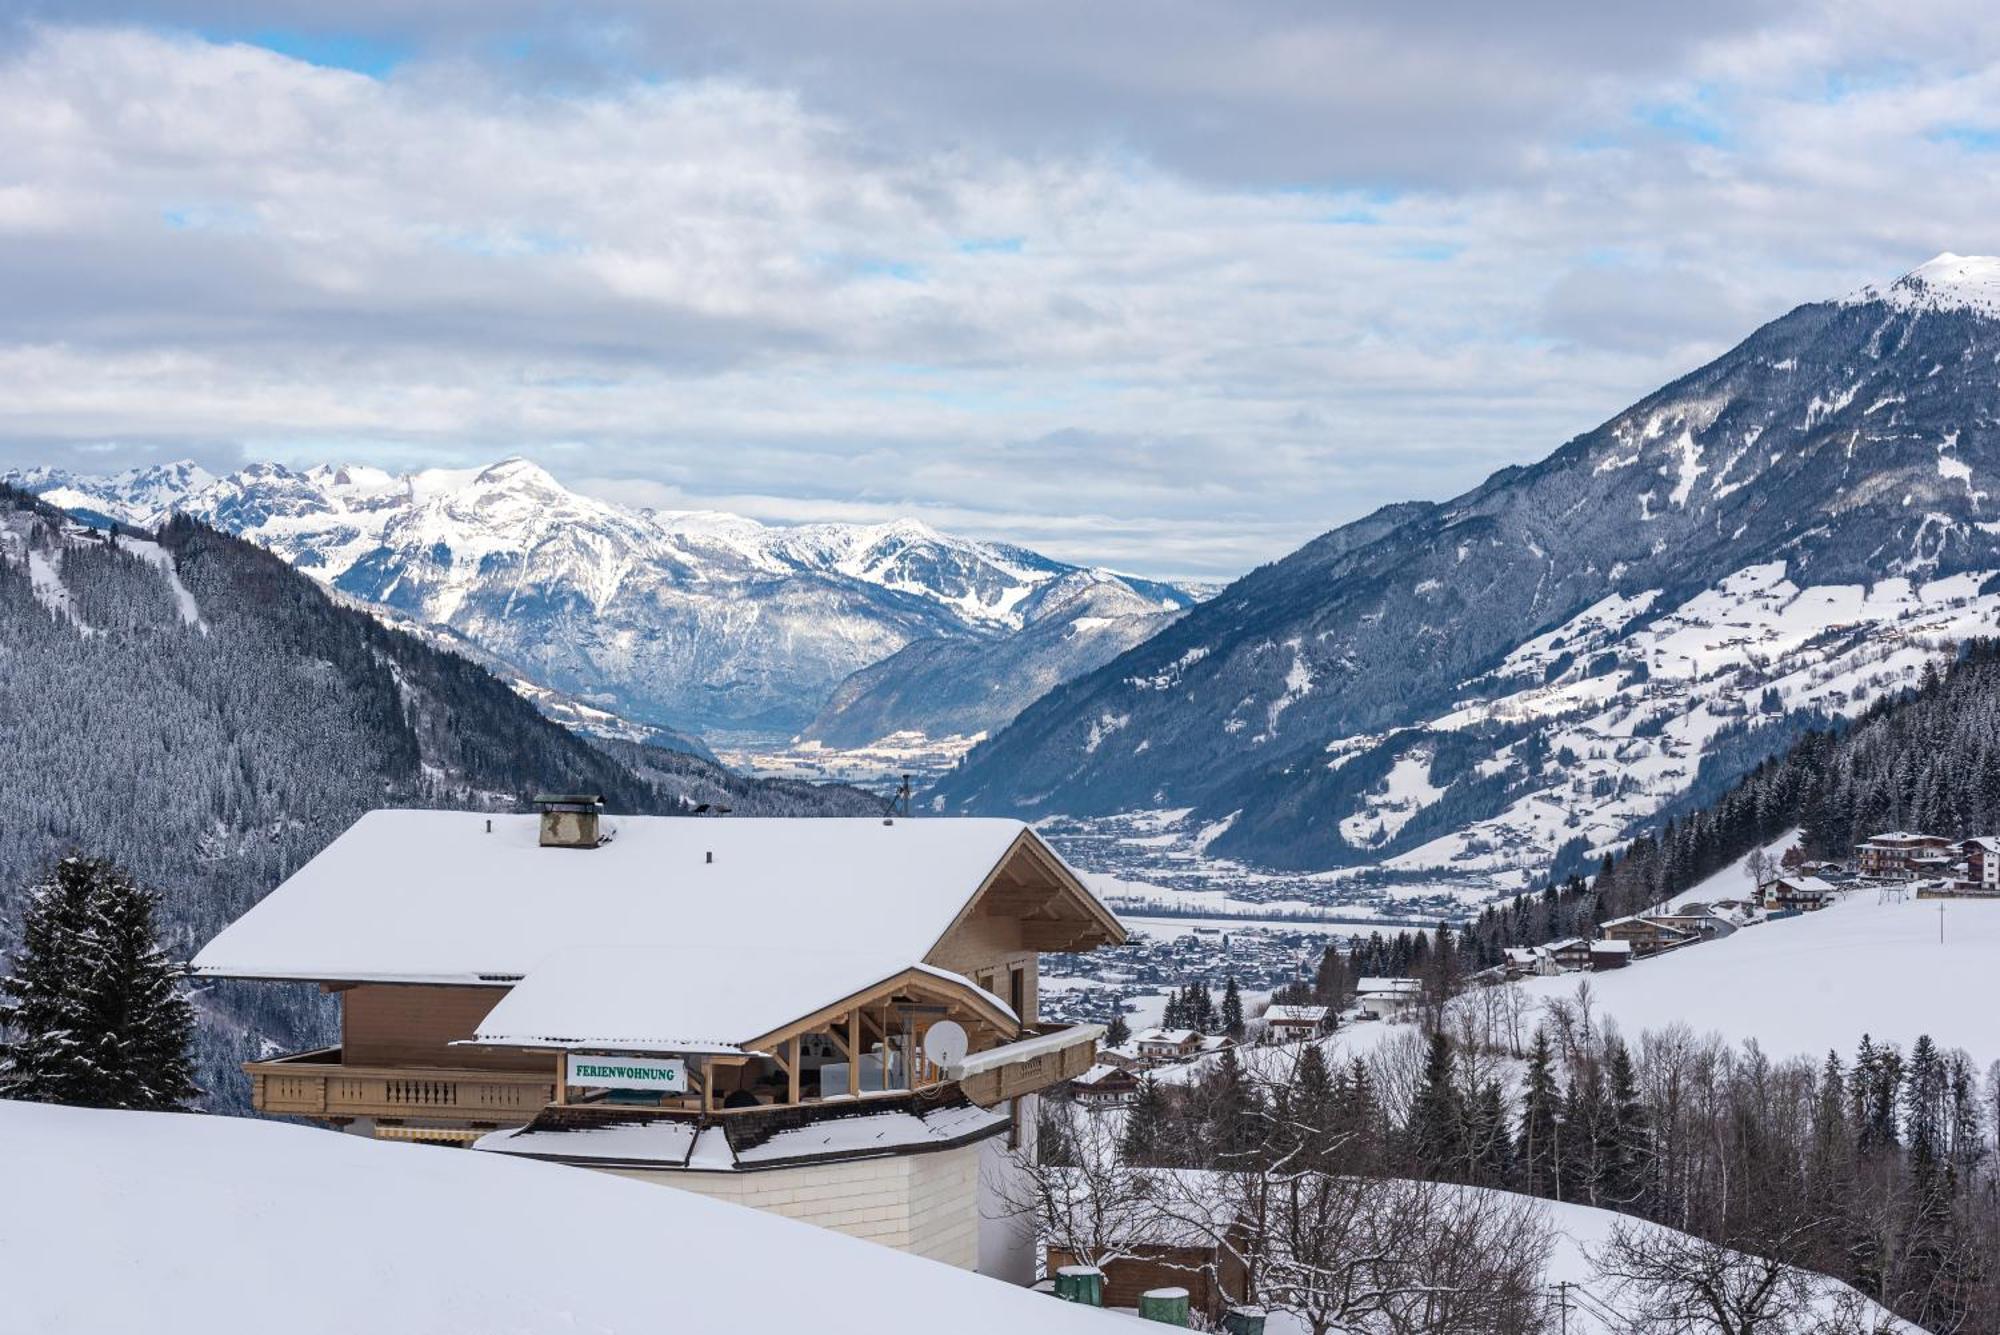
<box><xmin>0</xmin><ymin>856</ymin><xmax>197</xmax><ymax>1109</ymax></box>
<box><xmin>1220</xmin><ymin>976</ymin><xmax>1244</xmax><ymax>1039</ymax></box>
<box><xmin>1102</xmin><ymin>1009</ymin><xmax>1131</xmax><ymax>1049</ymax></box>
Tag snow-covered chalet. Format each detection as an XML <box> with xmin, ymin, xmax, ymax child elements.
<box><xmin>192</xmin><ymin>800</ymin><xmax>1126</xmax><ymax>1278</ymax></box>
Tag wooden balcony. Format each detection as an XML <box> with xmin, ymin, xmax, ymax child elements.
<box><xmin>245</xmin><ymin>1048</ymin><xmax>555</xmax><ymax>1125</ymax></box>
<box><xmin>954</xmin><ymin>1024</ymin><xmax>1100</xmax><ymax>1106</ymax></box>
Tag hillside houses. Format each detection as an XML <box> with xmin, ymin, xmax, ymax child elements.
<box><xmin>1855</xmin><ymin>831</ymin><xmax>1955</xmax><ymax>879</ymax></box>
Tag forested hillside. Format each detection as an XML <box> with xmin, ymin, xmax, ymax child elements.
<box><xmin>0</xmin><ymin>490</ymin><xmax>879</xmax><ymax>1104</ymax></box>
<box><xmin>1590</xmin><ymin>640</ymin><xmax>2000</xmax><ymax>915</ymax></box>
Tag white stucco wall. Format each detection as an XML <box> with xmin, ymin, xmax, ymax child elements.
<box><xmin>591</xmin><ymin>1142</ymin><xmax>986</xmax><ymax>1271</ymax></box>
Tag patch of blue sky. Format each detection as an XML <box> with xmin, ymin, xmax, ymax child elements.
<box><xmin>1631</xmin><ymin>87</ymin><xmax>1730</xmax><ymax>147</ymax></box>
<box><xmin>1809</xmin><ymin>63</ymin><xmax>1917</xmax><ymax>105</ymax></box>
<box><xmin>1314</xmin><ymin>209</ymin><xmax>1381</xmax><ymax>226</ymax></box>
<box><xmin>428</xmin><ymin>227</ymin><xmax>583</xmax><ymax>258</ymax></box>
<box><xmin>1391</xmin><ymin>242</ymin><xmax>1463</xmax><ymax>263</ymax></box>
<box><xmin>160</xmin><ymin>203</ymin><xmax>258</xmax><ymax>234</ymax></box>
<box><xmin>214</xmin><ymin>29</ymin><xmax>409</xmax><ymax>77</ymax></box>
<box><xmin>809</xmin><ymin>251</ymin><xmax>927</xmax><ymax>283</ymax></box>
<box><xmin>1929</xmin><ymin>126</ymin><xmax>2000</xmax><ymax>152</ymax></box>
<box><xmin>956</xmin><ymin>237</ymin><xmax>1024</xmax><ymax>255</ymax></box>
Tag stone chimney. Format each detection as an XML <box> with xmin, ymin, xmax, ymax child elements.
<box><xmin>534</xmin><ymin>794</ymin><xmax>604</xmax><ymax>849</ymax></box>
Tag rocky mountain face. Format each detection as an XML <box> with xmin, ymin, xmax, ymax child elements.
<box><xmin>9</xmin><ymin>458</ymin><xmax>1197</xmax><ymax>742</ymax></box>
<box><xmin>800</xmin><ymin>574</ymin><xmax>1188</xmax><ymax>748</ymax></box>
<box><xmin>933</xmin><ymin>254</ymin><xmax>2000</xmax><ymax>885</ymax></box>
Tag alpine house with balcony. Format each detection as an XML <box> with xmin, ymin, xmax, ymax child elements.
<box><xmin>191</xmin><ymin>799</ymin><xmax>1125</xmax><ymax>1278</ymax></box>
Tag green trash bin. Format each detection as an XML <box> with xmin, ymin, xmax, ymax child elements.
<box><xmin>1221</xmin><ymin>1306</ymin><xmax>1267</xmax><ymax>1335</ymax></box>
<box><xmin>1139</xmin><ymin>1287</ymin><xmax>1191</xmax><ymax>1326</ymax></box>
<box><xmin>1053</xmin><ymin>1265</ymin><xmax>1104</xmax><ymax>1307</ymax></box>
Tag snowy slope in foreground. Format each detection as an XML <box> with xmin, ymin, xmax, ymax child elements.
<box><xmin>1517</xmin><ymin>892</ymin><xmax>2000</xmax><ymax>1064</ymax></box>
<box><xmin>0</xmin><ymin>1102</ymin><xmax>1107</xmax><ymax>1335</ymax></box>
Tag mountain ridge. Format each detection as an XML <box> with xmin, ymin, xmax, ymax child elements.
<box><xmin>7</xmin><ymin>456</ymin><xmax>1204</xmax><ymax>742</ymax></box>
<box><xmin>933</xmin><ymin>255</ymin><xmax>2000</xmax><ymax>886</ymax></box>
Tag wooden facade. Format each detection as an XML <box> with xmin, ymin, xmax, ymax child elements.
<box><xmin>239</xmin><ymin>828</ymin><xmax>1120</xmax><ymax>1135</ymax></box>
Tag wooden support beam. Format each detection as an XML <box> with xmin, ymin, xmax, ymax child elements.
<box><xmin>787</xmin><ymin>1036</ymin><xmax>801</xmax><ymax>1106</ymax></box>
<box><xmin>553</xmin><ymin>1052</ymin><xmax>567</xmax><ymax>1107</ymax></box>
<box><xmin>847</xmin><ymin>1011</ymin><xmax>861</xmax><ymax>1098</ymax></box>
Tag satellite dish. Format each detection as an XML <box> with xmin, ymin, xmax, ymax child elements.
<box><xmin>923</xmin><ymin>1020</ymin><xmax>969</xmax><ymax>1071</ymax></box>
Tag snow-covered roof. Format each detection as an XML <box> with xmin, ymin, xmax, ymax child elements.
<box><xmin>1591</xmin><ymin>939</ymin><xmax>1633</xmax><ymax>954</ymax></box>
<box><xmin>472</xmin><ymin>1103</ymin><xmax>1009</xmax><ymax>1170</ymax></box>
<box><xmin>1856</xmin><ymin>831</ymin><xmax>1950</xmax><ymax>848</ymax></box>
<box><xmin>192</xmin><ymin>810</ymin><xmax>1102</xmax><ymax>986</ymax></box>
<box><xmin>1263</xmin><ymin>1004</ymin><xmax>1329</xmax><ymax>1022</ymax></box>
<box><xmin>468</xmin><ymin>947</ymin><xmax>1014</xmax><ymax>1054</ymax></box>
<box><xmin>1600</xmin><ymin>914</ymin><xmax>1693</xmax><ymax>934</ymax></box>
<box><xmin>1135</xmin><ymin>1027</ymin><xmax>1199</xmax><ymax>1045</ymax></box>
<box><xmin>951</xmin><ymin>1023</ymin><xmax>1102</xmax><ymax>1078</ymax></box>
<box><xmin>1072</xmin><ymin>1062</ymin><xmax>1135</xmax><ymax>1088</ymax></box>
<box><xmin>1355</xmin><ymin>977</ymin><xmax>1422</xmax><ymax>995</ymax></box>
<box><xmin>1773</xmin><ymin>875</ymin><xmax>1835</xmax><ymax>894</ymax></box>
<box><xmin>1962</xmin><ymin>836</ymin><xmax>2000</xmax><ymax>854</ymax></box>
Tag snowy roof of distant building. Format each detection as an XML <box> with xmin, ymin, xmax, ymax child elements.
<box><xmin>1591</xmin><ymin>940</ymin><xmax>1634</xmax><ymax>954</ymax></box>
<box><xmin>1857</xmin><ymin>831</ymin><xmax>1951</xmax><ymax>847</ymax></box>
<box><xmin>1962</xmin><ymin>836</ymin><xmax>2000</xmax><ymax>853</ymax></box>
<box><xmin>1073</xmin><ymin>1062</ymin><xmax>1135</xmax><ymax>1088</ymax></box>
<box><xmin>1263</xmin><ymin>1004</ymin><xmax>1329</xmax><ymax>1022</ymax></box>
<box><xmin>1136</xmin><ymin>1027</ymin><xmax>1199</xmax><ymax>1045</ymax></box>
<box><xmin>1600</xmin><ymin>914</ymin><xmax>1693</xmax><ymax>933</ymax></box>
<box><xmin>191</xmin><ymin>810</ymin><xmax>1116</xmax><ymax>987</ymax></box>
<box><xmin>1355</xmin><ymin>977</ymin><xmax>1423</xmax><ymax>994</ymax></box>
<box><xmin>1774</xmin><ymin>875</ymin><xmax>1836</xmax><ymax>893</ymax></box>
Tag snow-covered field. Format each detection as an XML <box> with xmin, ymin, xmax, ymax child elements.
<box><xmin>1517</xmin><ymin>891</ymin><xmax>2000</xmax><ymax>1064</ymax></box>
<box><xmin>0</xmin><ymin>1101</ymin><xmax>1113</xmax><ymax>1335</ymax></box>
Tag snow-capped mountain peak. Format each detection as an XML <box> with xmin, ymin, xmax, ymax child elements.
<box><xmin>1845</xmin><ymin>251</ymin><xmax>2000</xmax><ymax>317</ymax></box>
<box><xmin>13</xmin><ymin>459</ymin><xmax>217</xmax><ymax>528</ymax></box>
<box><xmin>6</xmin><ymin>454</ymin><xmax>1202</xmax><ymax>738</ymax></box>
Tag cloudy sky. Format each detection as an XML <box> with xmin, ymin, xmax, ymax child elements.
<box><xmin>2</xmin><ymin>3</ymin><xmax>1998</xmax><ymax>579</ymax></box>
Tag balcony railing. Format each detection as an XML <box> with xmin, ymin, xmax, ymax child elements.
<box><xmin>245</xmin><ymin>1048</ymin><xmax>555</xmax><ymax>1124</ymax></box>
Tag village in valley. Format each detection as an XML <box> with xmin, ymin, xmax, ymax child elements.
<box><xmin>1044</xmin><ymin>829</ymin><xmax>2000</xmax><ymax>1112</ymax></box>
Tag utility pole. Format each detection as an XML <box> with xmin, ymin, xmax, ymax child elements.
<box><xmin>1555</xmin><ymin>1281</ymin><xmax>1570</xmax><ymax>1335</ymax></box>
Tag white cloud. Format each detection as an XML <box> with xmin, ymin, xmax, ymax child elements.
<box><xmin>1</xmin><ymin>12</ymin><xmax>2000</xmax><ymax>578</ymax></box>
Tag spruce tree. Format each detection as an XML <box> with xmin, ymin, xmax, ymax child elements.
<box><xmin>1103</xmin><ymin>1009</ymin><xmax>1131</xmax><ymax>1049</ymax></box>
<box><xmin>0</xmin><ymin>856</ymin><xmax>198</xmax><ymax>1110</ymax></box>
<box><xmin>1203</xmin><ymin>1045</ymin><xmax>1263</xmax><ymax>1166</ymax></box>
<box><xmin>1404</xmin><ymin>1031</ymin><xmax>1466</xmax><ymax>1177</ymax></box>
<box><xmin>1121</xmin><ymin>1075</ymin><xmax>1172</xmax><ymax>1166</ymax></box>
<box><xmin>1220</xmin><ymin>976</ymin><xmax>1245</xmax><ymax>1040</ymax></box>
<box><xmin>1193</xmin><ymin>983</ymin><xmax>1218</xmax><ymax>1034</ymax></box>
<box><xmin>1287</xmin><ymin>1042</ymin><xmax>1338</xmax><ymax>1169</ymax></box>
<box><xmin>1518</xmin><ymin>1027</ymin><xmax>1563</xmax><ymax>1198</ymax></box>
<box><xmin>1600</xmin><ymin>1039</ymin><xmax>1651</xmax><ymax>1210</ymax></box>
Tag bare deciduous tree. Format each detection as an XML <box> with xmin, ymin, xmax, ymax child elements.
<box><xmin>1255</xmin><ymin>1177</ymin><xmax>1552</xmax><ymax>1335</ymax></box>
<box><xmin>1590</xmin><ymin>1219</ymin><xmax>1901</xmax><ymax>1335</ymax></box>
